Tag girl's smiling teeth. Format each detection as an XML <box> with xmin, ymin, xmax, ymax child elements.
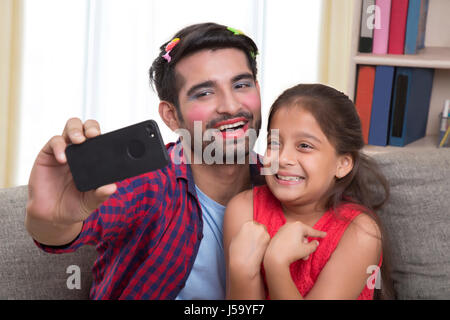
<box><xmin>275</xmin><ymin>174</ymin><xmax>305</xmax><ymax>182</ymax></box>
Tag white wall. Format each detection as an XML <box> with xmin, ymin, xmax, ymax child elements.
<box><xmin>16</xmin><ymin>0</ymin><xmax>322</xmax><ymax>185</ymax></box>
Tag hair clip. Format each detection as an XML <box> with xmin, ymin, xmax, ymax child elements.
<box><xmin>227</xmin><ymin>27</ymin><xmax>257</xmax><ymax>59</ymax></box>
<box><xmin>162</xmin><ymin>38</ymin><xmax>180</xmax><ymax>63</ymax></box>
<box><xmin>227</xmin><ymin>26</ymin><xmax>244</xmax><ymax>36</ymax></box>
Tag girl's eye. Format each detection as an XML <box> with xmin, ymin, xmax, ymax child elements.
<box><xmin>268</xmin><ymin>140</ymin><xmax>280</xmax><ymax>149</ymax></box>
<box><xmin>298</xmin><ymin>143</ymin><xmax>313</xmax><ymax>150</ymax></box>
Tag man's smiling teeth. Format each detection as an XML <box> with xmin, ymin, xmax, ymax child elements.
<box><xmin>217</xmin><ymin>121</ymin><xmax>246</xmax><ymax>131</ymax></box>
<box><xmin>276</xmin><ymin>174</ymin><xmax>304</xmax><ymax>181</ymax></box>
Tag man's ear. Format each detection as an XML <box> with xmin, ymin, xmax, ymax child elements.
<box><xmin>159</xmin><ymin>101</ymin><xmax>181</xmax><ymax>132</ymax></box>
<box><xmin>255</xmin><ymin>79</ymin><xmax>261</xmax><ymax>95</ymax></box>
<box><xmin>335</xmin><ymin>154</ymin><xmax>354</xmax><ymax>179</ymax></box>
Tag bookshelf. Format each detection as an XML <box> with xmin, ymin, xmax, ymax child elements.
<box><xmin>348</xmin><ymin>0</ymin><xmax>450</xmax><ymax>153</ymax></box>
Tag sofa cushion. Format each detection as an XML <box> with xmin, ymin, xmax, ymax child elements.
<box><xmin>371</xmin><ymin>148</ymin><xmax>450</xmax><ymax>299</ymax></box>
<box><xmin>0</xmin><ymin>185</ymin><xmax>97</xmax><ymax>299</ymax></box>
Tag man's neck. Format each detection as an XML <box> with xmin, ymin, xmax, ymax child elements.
<box><xmin>190</xmin><ymin>162</ymin><xmax>252</xmax><ymax>206</ymax></box>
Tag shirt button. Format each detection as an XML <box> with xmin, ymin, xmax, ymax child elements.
<box><xmin>198</xmin><ymin>233</ymin><xmax>203</xmax><ymax>240</ymax></box>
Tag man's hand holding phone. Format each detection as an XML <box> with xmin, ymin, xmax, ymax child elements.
<box><xmin>25</xmin><ymin>118</ymin><xmax>169</xmax><ymax>247</ymax></box>
<box><xmin>26</xmin><ymin>118</ymin><xmax>117</xmax><ymax>246</ymax></box>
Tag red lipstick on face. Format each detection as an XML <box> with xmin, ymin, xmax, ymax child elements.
<box><xmin>212</xmin><ymin>117</ymin><xmax>249</xmax><ymax>140</ymax></box>
<box><xmin>213</xmin><ymin>117</ymin><xmax>248</xmax><ymax>129</ymax></box>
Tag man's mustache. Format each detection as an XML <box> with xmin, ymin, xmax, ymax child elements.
<box><xmin>206</xmin><ymin>111</ymin><xmax>253</xmax><ymax>130</ymax></box>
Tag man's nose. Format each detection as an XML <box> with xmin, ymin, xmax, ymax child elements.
<box><xmin>216</xmin><ymin>90</ymin><xmax>240</xmax><ymax>115</ymax></box>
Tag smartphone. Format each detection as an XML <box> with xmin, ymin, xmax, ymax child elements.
<box><xmin>65</xmin><ymin>120</ymin><xmax>170</xmax><ymax>192</ymax></box>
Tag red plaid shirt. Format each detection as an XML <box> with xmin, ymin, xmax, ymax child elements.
<box><xmin>36</xmin><ymin>140</ymin><xmax>263</xmax><ymax>299</ymax></box>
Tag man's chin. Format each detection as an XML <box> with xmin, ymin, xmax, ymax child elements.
<box><xmin>205</xmin><ymin>139</ymin><xmax>251</xmax><ymax>165</ymax></box>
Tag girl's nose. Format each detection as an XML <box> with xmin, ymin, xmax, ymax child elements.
<box><xmin>279</xmin><ymin>146</ymin><xmax>297</xmax><ymax>167</ymax></box>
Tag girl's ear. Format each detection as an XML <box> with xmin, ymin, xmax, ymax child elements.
<box><xmin>159</xmin><ymin>101</ymin><xmax>181</xmax><ymax>132</ymax></box>
<box><xmin>336</xmin><ymin>154</ymin><xmax>354</xmax><ymax>179</ymax></box>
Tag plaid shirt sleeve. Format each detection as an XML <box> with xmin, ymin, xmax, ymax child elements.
<box><xmin>35</xmin><ymin>172</ymin><xmax>164</xmax><ymax>254</ymax></box>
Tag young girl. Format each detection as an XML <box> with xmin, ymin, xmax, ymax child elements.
<box><xmin>223</xmin><ymin>84</ymin><xmax>393</xmax><ymax>300</ymax></box>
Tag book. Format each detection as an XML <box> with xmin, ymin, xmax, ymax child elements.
<box><xmin>439</xmin><ymin>127</ymin><xmax>450</xmax><ymax>148</ymax></box>
<box><xmin>355</xmin><ymin>65</ymin><xmax>377</xmax><ymax>144</ymax></box>
<box><xmin>404</xmin><ymin>0</ymin><xmax>429</xmax><ymax>54</ymax></box>
<box><xmin>387</xmin><ymin>0</ymin><xmax>409</xmax><ymax>54</ymax></box>
<box><xmin>368</xmin><ymin>66</ymin><xmax>395</xmax><ymax>146</ymax></box>
<box><xmin>372</xmin><ymin>0</ymin><xmax>392</xmax><ymax>54</ymax></box>
<box><xmin>438</xmin><ymin>100</ymin><xmax>450</xmax><ymax>145</ymax></box>
<box><xmin>388</xmin><ymin>67</ymin><xmax>434</xmax><ymax>147</ymax></box>
<box><xmin>359</xmin><ymin>0</ymin><xmax>376</xmax><ymax>53</ymax></box>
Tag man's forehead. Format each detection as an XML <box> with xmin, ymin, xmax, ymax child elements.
<box><xmin>174</xmin><ymin>48</ymin><xmax>251</xmax><ymax>85</ymax></box>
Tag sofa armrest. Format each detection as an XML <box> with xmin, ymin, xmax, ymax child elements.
<box><xmin>0</xmin><ymin>186</ymin><xmax>97</xmax><ymax>299</ymax></box>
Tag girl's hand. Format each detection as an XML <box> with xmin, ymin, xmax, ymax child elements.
<box><xmin>229</xmin><ymin>221</ymin><xmax>271</xmax><ymax>278</ymax></box>
<box><xmin>264</xmin><ymin>221</ymin><xmax>327</xmax><ymax>268</ymax></box>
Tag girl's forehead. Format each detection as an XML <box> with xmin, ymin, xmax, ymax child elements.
<box><xmin>268</xmin><ymin>105</ymin><xmax>330</xmax><ymax>142</ymax></box>
<box><xmin>270</xmin><ymin>104</ymin><xmax>315</xmax><ymax>125</ymax></box>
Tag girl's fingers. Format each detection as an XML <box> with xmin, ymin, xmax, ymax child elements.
<box><xmin>303</xmin><ymin>224</ymin><xmax>327</xmax><ymax>238</ymax></box>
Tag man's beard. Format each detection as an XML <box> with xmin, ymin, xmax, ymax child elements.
<box><xmin>180</xmin><ymin>112</ymin><xmax>261</xmax><ymax>165</ymax></box>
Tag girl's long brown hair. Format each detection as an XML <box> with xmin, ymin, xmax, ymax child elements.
<box><xmin>268</xmin><ymin>84</ymin><xmax>395</xmax><ymax>299</ymax></box>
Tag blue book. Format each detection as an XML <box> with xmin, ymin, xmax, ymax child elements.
<box><xmin>388</xmin><ymin>67</ymin><xmax>434</xmax><ymax>147</ymax></box>
<box><xmin>368</xmin><ymin>66</ymin><xmax>395</xmax><ymax>146</ymax></box>
<box><xmin>404</xmin><ymin>0</ymin><xmax>429</xmax><ymax>54</ymax></box>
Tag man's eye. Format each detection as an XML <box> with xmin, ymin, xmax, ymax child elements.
<box><xmin>234</xmin><ymin>82</ymin><xmax>252</xmax><ymax>89</ymax></box>
<box><xmin>193</xmin><ymin>91</ymin><xmax>213</xmax><ymax>99</ymax></box>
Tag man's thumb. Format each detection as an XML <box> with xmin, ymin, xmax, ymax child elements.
<box><xmin>81</xmin><ymin>184</ymin><xmax>117</xmax><ymax>217</ymax></box>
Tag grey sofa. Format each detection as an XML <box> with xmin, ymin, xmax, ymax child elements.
<box><xmin>1</xmin><ymin>148</ymin><xmax>449</xmax><ymax>299</ymax></box>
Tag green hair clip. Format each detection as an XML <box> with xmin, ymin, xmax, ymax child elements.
<box><xmin>227</xmin><ymin>26</ymin><xmax>244</xmax><ymax>36</ymax></box>
<box><xmin>227</xmin><ymin>26</ymin><xmax>258</xmax><ymax>59</ymax></box>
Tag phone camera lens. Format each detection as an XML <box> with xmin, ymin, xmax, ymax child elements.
<box><xmin>146</xmin><ymin>125</ymin><xmax>155</xmax><ymax>138</ymax></box>
<box><xmin>127</xmin><ymin>139</ymin><xmax>146</xmax><ymax>159</ymax></box>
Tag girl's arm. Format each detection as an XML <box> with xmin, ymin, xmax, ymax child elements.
<box><xmin>263</xmin><ymin>214</ymin><xmax>381</xmax><ymax>300</ymax></box>
<box><xmin>223</xmin><ymin>190</ymin><xmax>269</xmax><ymax>300</ymax></box>
<box><xmin>305</xmin><ymin>214</ymin><xmax>382</xmax><ymax>299</ymax></box>
<box><xmin>262</xmin><ymin>221</ymin><xmax>326</xmax><ymax>299</ymax></box>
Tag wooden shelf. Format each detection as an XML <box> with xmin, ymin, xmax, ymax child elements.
<box><xmin>347</xmin><ymin>0</ymin><xmax>450</xmax><ymax>152</ymax></box>
<box><xmin>354</xmin><ymin>47</ymin><xmax>450</xmax><ymax>69</ymax></box>
<box><xmin>363</xmin><ymin>135</ymin><xmax>441</xmax><ymax>155</ymax></box>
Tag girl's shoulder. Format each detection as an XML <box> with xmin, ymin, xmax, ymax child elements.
<box><xmin>336</xmin><ymin>202</ymin><xmax>381</xmax><ymax>239</ymax></box>
<box><xmin>224</xmin><ymin>189</ymin><xmax>254</xmax><ymax>223</ymax></box>
<box><xmin>223</xmin><ymin>189</ymin><xmax>255</xmax><ymax>252</ymax></box>
<box><xmin>228</xmin><ymin>188</ymin><xmax>254</xmax><ymax>207</ymax></box>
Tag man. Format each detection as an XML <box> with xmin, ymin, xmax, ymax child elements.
<box><xmin>25</xmin><ymin>22</ymin><xmax>263</xmax><ymax>299</ymax></box>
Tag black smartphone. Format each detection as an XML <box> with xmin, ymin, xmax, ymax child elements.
<box><xmin>65</xmin><ymin>120</ymin><xmax>170</xmax><ymax>192</ymax></box>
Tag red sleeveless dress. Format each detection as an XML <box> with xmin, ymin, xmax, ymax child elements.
<box><xmin>253</xmin><ymin>185</ymin><xmax>381</xmax><ymax>300</ymax></box>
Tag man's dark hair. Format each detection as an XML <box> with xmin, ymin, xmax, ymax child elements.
<box><xmin>149</xmin><ymin>22</ymin><xmax>259</xmax><ymax>112</ymax></box>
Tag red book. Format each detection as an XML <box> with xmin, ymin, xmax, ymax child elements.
<box><xmin>388</xmin><ymin>0</ymin><xmax>409</xmax><ymax>54</ymax></box>
<box><xmin>354</xmin><ymin>66</ymin><xmax>376</xmax><ymax>144</ymax></box>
